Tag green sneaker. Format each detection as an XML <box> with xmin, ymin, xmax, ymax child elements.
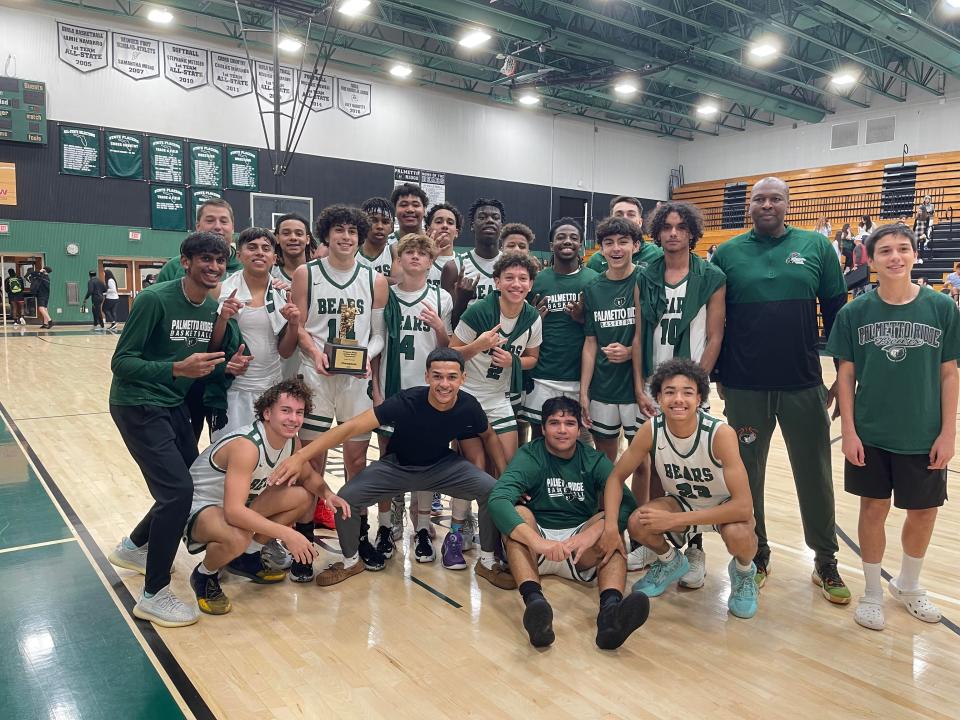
<box><xmin>812</xmin><ymin>560</ymin><xmax>851</xmax><ymax>605</ymax></box>
<box><xmin>727</xmin><ymin>559</ymin><xmax>759</xmax><ymax>619</ymax></box>
<box><xmin>631</xmin><ymin>552</ymin><xmax>689</xmax><ymax>598</ymax></box>
<box><xmin>754</xmin><ymin>555</ymin><xmax>769</xmax><ymax>589</ymax></box>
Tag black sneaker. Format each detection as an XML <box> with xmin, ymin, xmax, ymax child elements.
<box><xmin>358</xmin><ymin>537</ymin><xmax>386</xmax><ymax>571</ymax></box>
<box><xmin>414</xmin><ymin>528</ymin><xmax>435</xmax><ymax>563</ymax></box>
<box><xmin>190</xmin><ymin>564</ymin><xmax>231</xmax><ymax>615</ymax></box>
<box><xmin>375</xmin><ymin>525</ymin><xmax>395</xmax><ymax>559</ymax></box>
<box><xmin>522</xmin><ymin>596</ymin><xmax>555</xmax><ymax>648</ymax></box>
<box><xmin>289</xmin><ymin>560</ymin><xmax>315</xmax><ymax>583</ymax></box>
<box><xmin>596</xmin><ymin>593</ymin><xmax>650</xmax><ymax>650</ymax></box>
<box><xmin>812</xmin><ymin>560</ymin><xmax>851</xmax><ymax>605</ymax></box>
<box><xmin>226</xmin><ymin>551</ymin><xmax>286</xmax><ymax>583</ymax></box>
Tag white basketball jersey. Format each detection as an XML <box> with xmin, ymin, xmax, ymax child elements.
<box><xmin>356</xmin><ymin>244</ymin><xmax>393</xmax><ymax>278</ymax></box>
<box><xmin>381</xmin><ymin>284</ymin><xmax>453</xmax><ymax>391</ymax></box>
<box><xmin>428</xmin><ymin>255</ymin><xmax>454</xmax><ymax>288</ymax></box>
<box><xmin>651</xmin><ymin>411</ymin><xmax>729</xmax><ymax>510</ymax></box>
<box><xmin>302</xmin><ymin>258</ymin><xmax>375</xmax><ymax>353</ymax></box>
<box><xmin>458</xmin><ymin>311</ymin><xmax>542</xmax><ymax>402</ymax></box>
<box><xmin>190</xmin><ymin>422</ymin><xmax>295</xmax><ymax>509</ymax></box>
<box><xmin>651</xmin><ymin>278</ymin><xmax>708</xmax><ymax>372</ymax></box>
<box><xmin>453</xmin><ymin>250</ymin><xmax>500</xmax><ymax>307</ymax></box>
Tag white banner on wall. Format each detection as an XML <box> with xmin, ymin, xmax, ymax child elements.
<box><xmin>57</xmin><ymin>21</ymin><xmax>108</xmax><ymax>73</ymax></box>
<box><xmin>211</xmin><ymin>52</ymin><xmax>253</xmax><ymax>97</ymax></box>
<box><xmin>164</xmin><ymin>43</ymin><xmax>208</xmax><ymax>89</ymax></box>
<box><xmin>112</xmin><ymin>32</ymin><xmax>161</xmax><ymax>80</ymax></box>
<box><xmin>255</xmin><ymin>61</ymin><xmax>295</xmax><ymax>104</ymax></box>
<box><xmin>337</xmin><ymin>78</ymin><xmax>372</xmax><ymax>119</ymax></box>
<box><xmin>299</xmin><ymin>73</ymin><xmax>334</xmax><ymax>112</ymax></box>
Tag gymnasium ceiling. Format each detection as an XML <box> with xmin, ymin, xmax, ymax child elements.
<box><xmin>33</xmin><ymin>0</ymin><xmax>960</xmax><ymax>140</ymax></box>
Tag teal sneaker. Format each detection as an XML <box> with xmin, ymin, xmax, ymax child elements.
<box><xmin>727</xmin><ymin>559</ymin><xmax>759</xmax><ymax>619</ymax></box>
<box><xmin>631</xmin><ymin>552</ymin><xmax>689</xmax><ymax>597</ymax></box>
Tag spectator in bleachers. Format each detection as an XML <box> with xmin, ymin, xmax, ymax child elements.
<box><xmin>857</xmin><ymin>215</ymin><xmax>875</xmax><ymax>240</ymax></box>
<box><xmin>706</xmin><ymin>244</ymin><xmax>718</xmax><ymax>262</ymax></box>
<box><xmin>839</xmin><ymin>223</ymin><xmax>855</xmax><ymax>272</ymax></box>
<box><xmin>815</xmin><ymin>217</ymin><xmax>832</xmax><ymax>238</ymax></box>
<box><xmin>916</xmin><ymin>277</ymin><xmax>930</xmax><ymax>288</ymax></box>
<box><xmin>914</xmin><ymin>200</ymin><xmax>935</xmax><ymax>264</ymax></box>
<box><xmin>831</xmin><ymin>230</ymin><xmax>843</xmax><ymax>264</ymax></box>
<box><xmin>944</xmin><ymin>262</ymin><xmax>960</xmax><ymax>299</ymax></box>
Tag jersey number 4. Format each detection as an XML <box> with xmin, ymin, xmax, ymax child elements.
<box><xmin>398</xmin><ymin>334</ymin><xmax>415</xmax><ymax>360</ymax></box>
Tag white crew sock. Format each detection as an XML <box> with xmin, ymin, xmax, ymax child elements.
<box><xmin>378</xmin><ymin>511</ymin><xmax>392</xmax><ymax>528</ymax></box>
<box><xmin>198</xmin><ymin>562</ymin><xmax>218</xmax><ymax>575</ymax></box>
<box><xmin>735</xmin><ymin>558</ymin><xmax>753</xmax><ymax>574</ymax></box>
<box><xmin>416</xmin><ymin>513</ymin><xmax>432</xmax><ymax>532</ymax></box>
<box><xmin>897</xmin><ymin>553</ymin><xmax>924</xmax><ymax>591</ymax></box>
<box><xmin>657</xmin><ymin>548</ymin><xmax>677</xmax><ymax>563</ymax></box>
<box><xmin>343</xmin><ymin>553</ymin><xmax>359</xmax><ymax>569</ymax></box>
<box><xmin>862</xmin><ymin>561</ymin><xmax>883</xmax><ymax>600</ymax></box>
<box><xmin>479</xmin><ymin>550</ymin><xmax>495</xmax><ymax>570</ymax></box>
<box><xmin>245</xmin><ymin>540</ymin><xmax>263</xmax><ymax>554</ymax></box>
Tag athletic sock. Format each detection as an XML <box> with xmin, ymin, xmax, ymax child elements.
<box><xmin>378</xmin><ymin>511</ymin><xmax>392</xmax><ymax>528</ymax></box>
<box><xmin>735</xmin><ymin>558</ymin><xmax>753</xmax><ymax>574</ymax></box>
<box><xmin>897</xmin><ymin>553</ymin><xmax>924</xmax><ymax>591</ymax></box>
<box><xmin>343</xmin><ymin>553</ymin><xmax>359</xmax><ymax>569</ymax></box>
<box><xmin>246</xmin><ymin>541</ymin><xmax>264</xmax><ymax>554</ymax></box>
<box><xmin>451</xmin><ymin>521</ymin><xmax>464</xmax><ymax>534</ymax></box>
<box><xmin>599</xmin><ymin>588</ymin><xmax>623</xmax><ymax>609</ymax></box>
<box><xmin>519</xmin><ymin>580</ymin><xmax>544</xmax><ymax>606</ymax></box>
<box><xmin>198</xmin><ymin>562</ymin><xmax>218</xmax><ymax>575</ymax></box>
<box><xmin>416</xmin><ymin>513</ymin><xmax>431</xmax><ymax>532</ymax></box>
<box><xmin>862</xmin><ymin>561</ymin><xmax>883</xmax><ymax>600</ymax></box>
<box><xmin>294</xmin><ymin>522</ymin><xmax>315</xmax><ymax>544</ymax></box>
<box><xmin>122</xmin><ymin>537</ymin><xmax>140</xmax><ymax>551</ymax></box>
<box><xmin>479</xmin><ymin>550</ymin><xmax>495</xmax><ymax>570</ymax></box>
<box><xmin>657</xmin><ymin>548</ymin><xmax>677</xmax><ymax>563</ymax></box>
<box><xmin>143</xmin><ymin>590</ymin><xmax>155</xmax><ymax>599</ymax></box>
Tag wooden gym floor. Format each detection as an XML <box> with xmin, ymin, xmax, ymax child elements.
<box><xmin>0</xmin><ymin>324</ymin><xmax>957</xmax><ymax>719</ymax></box>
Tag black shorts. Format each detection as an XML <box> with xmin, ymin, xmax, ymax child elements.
<box><xmin>844</xmin><ymin>444</ymin><xmax>947</xmax><ymax>510</ymax></box>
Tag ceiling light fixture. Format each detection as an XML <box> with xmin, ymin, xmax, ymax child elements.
<box><xmin>277</xmin><ymin>37</ymin><xmax>302</xmax><ymax>52</ymax></box>
<box><xmin>614</xmin><ymin>81</ymin><xmax>638</xmax><ymax>95</ymax></box>
<box><xmin>749</xmin><ymin>42</ymin><xmax>778</xmax><ymax>59</ymax></box>
<box><xmin>696</xmin><ymin>103</ymin><xmax>718</xmax><ymax>116</ymax></box>
<box><xmin>390</xmin><ymin>64</ymin><xmax>412</xmax><ymax>78</ymax></box>
<box><xmin>460</xmin><ymin>28</ymin><xmax>491</xmax><ymax>48</ymax></box>
<box><xmin>831</xmin><ymin>71</ymin><xmax>857</xmax><ymax>86</ymax></box>
<box><xmin>518</xmin><ymin>93</ymin><xmax>540</xmax><ymax>105</ymax></box>
<box><xmin>147</xmin><ymin>7</ymin><xmax>173</xmax><ymax>24</ymax></box>
<box><xmin>338</xmin><ymin>0</ymin><xmax>371</xmax><ymax>16</ymax></box>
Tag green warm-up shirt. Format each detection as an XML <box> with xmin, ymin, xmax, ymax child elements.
<box><xmin>109</xmin><ymin>280</ymin><xmax>221</xmax><ymax>407</ymax></box>
<box><xmin>529</xmin><ymin>266</ymin><xmax>599</xmax><ymax>382</ymax></box>
<box><xmin>583</xmin><ymin>268</ymin><xmax>638</xmax><ymax>404</ymax></box>
<box><xmin>825</xmin><ymin>288</ymin><xmax>960</xmax><ymax>454</ymax></box>
<box><xmin>489</xmin><ymin>438</ymin><xmax>637</xmax><ymax>534</ymax></box>
<box><xmin>586</xmin><ymin>241</ymin><xmax>662</xmax><ymax>274</ymax></box>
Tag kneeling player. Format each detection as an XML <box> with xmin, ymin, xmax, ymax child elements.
<box><xmin>599</xmin><ymin>358</ymin><xmax>760</xmax><ymax>619</ymax></box>
<box><xmin>184</xmin><ymin>379</ymin><xmax>348</xmax><ymax>614</ymax></box>
<box><xmin>489</xmin><ymin>397</ymin><xmax>650</xmax><ymax>649</ymax></box>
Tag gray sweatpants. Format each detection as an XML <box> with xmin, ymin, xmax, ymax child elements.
<box><xmin>336</xmin><ymin>453</ymin><xmax>498</xmax><ymax>558</ymax></box>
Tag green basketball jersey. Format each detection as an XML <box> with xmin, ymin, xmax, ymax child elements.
<box><xmin>529</xmin><ymin>266</ymin><xmax>600</xmax><ymax>381</ymax></box>
<box><xmin>825</xmin><ymin>287</ymin><xmax>960</xmax><ymax>454</ymax></box>
<box><xmin>583</xmin><ymin>269</ymin><xmax>638</xmax><ymax>404</ymax></box>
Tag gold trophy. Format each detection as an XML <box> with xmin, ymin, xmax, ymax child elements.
<box><xmin>323</xmin><ymin>304</ymin><xmax>368</xmax><ymax>375</ymax></box>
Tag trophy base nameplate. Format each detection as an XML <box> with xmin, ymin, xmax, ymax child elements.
<box><xmin>324</xmin><ymin>341</ymin><xmax>368</xmax><ymax>375</ymax></box>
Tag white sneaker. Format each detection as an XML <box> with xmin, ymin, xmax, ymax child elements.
<box><xmin>108</xmin><ymin>537</ymin><xmax>148</xmax><ymax>575</ymax></box>
<box><xmin>461</xmin><ymin>513</ymin><xmax>478</xmax><ymax>551</ymax></box>
<box><xmin>261</xmin><ymin>539</ymin><xmax>293</xmax><ymax>570</ymax></box>
<box><xmin>679</xmin><ymin>546</ymin><xmax>706</xmax><ymax>589</ymax></box>
<box><xmin>133</xmin><ymin>586</ymin><xmax>199</xmax><ymax>627</ymax></box>
<box><xmin>626</xmin><ymin>544</ymin><xmax>657</xmax><ymax>571</ymax></box>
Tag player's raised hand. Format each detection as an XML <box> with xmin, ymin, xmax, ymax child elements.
<box><xmin>490</xmin><ymin>346</ymin><xmax>513</xmax><ymax>368</ymax></box>
<box><xmin>419</xmin><ymin>302</ymin><xmax>443</xmax><ymax>332</ymax></box>
<box><xmin>173</xmin><ymin>351</ymin><xmax>225</xmax><ymax>378</ymax></box>
<box><xmin>564</xmin><ymin>292</ymin><xmax>585</xmax><ymax>323</ymax></box>
<box><xmin>476</xmin><ymin>323</ymin><xmax>504</xmax><ymax>351</ymax></box>
<box><xmin>219</xmin><ymin>288</ymin><xmax>243</xmax><ymax>320</ymax></box>
<box><xmin>280</xmin><ymin>302</ymin><xmax>301</xmax><ymax>326</ymax></box>
<box><xmin>455</xmin><ymin>265</ymin><xmax>479</xmax><ymax>297</ymax></box>
<box><xmin>271</xmin><ymin>277</ymin><xmax>292</xmax><ymax>292</ymax></box>
<box><xmin>533</xmin><ymin>294</ymin><xmax>549</xmax><ymax>319</ymax></box>
<box><xmin>226</xmin><ymin>344</ymin><xmax>253</xmax><ymax>376</ymax></box>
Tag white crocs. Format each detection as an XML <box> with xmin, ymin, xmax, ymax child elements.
<box><xmin>888</xmin><ymin>579</ymin><xmax>942</xmax><ymax>624</ymax></box>
<box><xmin>854</xmin><ymin>596</ymin><xmax>885</xmax><ymax>631</ymax></box>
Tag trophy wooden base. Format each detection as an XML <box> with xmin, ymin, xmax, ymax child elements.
<box><xmin>323</xmin><ymin>341</ymin><xmax>368</xmax><ymax>375</ymax></box>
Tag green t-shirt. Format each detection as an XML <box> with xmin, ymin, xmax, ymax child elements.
<box><xmin>583</xmin><ymin>269</ymin><xmax>638</xmax><ymax>404</ymax></box>
<box><xmin>489</xmin><ymin>438</ymin><xmax>637</xmax><ymax>533</ymax></box>
<box><xmin>155</xmin><ymin>246</ymin><xmax>241</xmax><ymax>284</ymax></box>
<box><xmin>825</xmin><ymin>287</ymin><xmax>960</xmax><ymax>454</ymax></box>
<box><xmin>109</xmin><ymin>280</ymin><xmax>221</xmax><ymax>407</ymax></box>
<box><xmin>587</xmin><ymin>241</ymin><xmax>662</xmax><ymax>274</ymax></box>
<box><xmin>529</xmin><ymin>266</ymin><xmax>600</xmax><ymax>382</ymax></box>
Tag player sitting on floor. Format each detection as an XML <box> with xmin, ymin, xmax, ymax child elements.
<box><xmin>488</xmin><ymin>396</ymin><xmax>650</xmax><ymax>649</ymax></box>
<box><xmin>599</xmin><ymin>358</ymin><xmax>760</xmax><ymax>619</ymax></box>
<box><xmin>184</xmin><ymin>379</ymin><xmax>348</xmax><ymax>615</ymax></box>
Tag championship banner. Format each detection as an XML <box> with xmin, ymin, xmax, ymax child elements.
<box><xmin>60</xmin><ymin>125</ymin><xmax>100</xmax><ymax>177</ymax></box>
<box><xmin>299</xmin><ymin>73</ymin><xmax>334</xmax><ymax>112</ymax></box>
<box><xmin>189</xmin><ymin>143</ymin><xmax>223</xmax><ymax>189</ymax></box>
<box><xmin>163</xmin><ymin>43</ymin><xmax>208</xmax><ymax>89</ymax></box>
<box><xmin>112</xmin><ymin>33</ymin><xmax>160</xmax><ymax>80</ymax></box>
<box><xmin>149</xmin><ymin>136</ymin><xmax>184</xmax><ymax>184</ymax></box>
<box><xmin>150</xmin><ymin>185</ymin><xmax>187</xmax><ymax>231</ymax></box>
<box><xmin>255</xmin><ymin>61</ymin><xmax>295</xmax><ymax>104</ymax></box>
<box><xmin>336</xmin><ymin>78</ymin><xmax>372</xmax><ymax>119</ymax></box>
<box><xmin>226</xmin><ymin>148</ymin><xmax>259</xmax><ymax>192</ymax></box>
<box><xmin>57</xmin><ymin>22</ymin><xmax>108</xmax><ymax>73</ymax></box>
<box><xmin>211</xmin><ymin>52</ymin><xmax>253</xmax><ymax>97</ymax></box>
<box><xmin>190</xmin><ymin>189</ymin><xmax>223</xmax><ymax>229</ymax></box>
<box><xmin>105</xmin><ymin>131</ymin><xmax>144</xmax><ymax>179</ymax></box>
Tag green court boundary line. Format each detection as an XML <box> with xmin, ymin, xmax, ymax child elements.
<box><xmin>0</xmin><ymin>401</ymin><xmax>216</xmax><ymax>720</ymax></box>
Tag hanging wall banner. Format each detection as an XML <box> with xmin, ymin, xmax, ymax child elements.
<box><xmin>336</xmin><ymin>78</ymin><xmax>372</xmax><ymax>119</ymax></box>
<box><xmin>190</xmin><ymin>189</ymin><xmax>223</xmax><ymax>228</ymax></box>
<box><xmin>299</xmin><ymin>73</ymin><xmax>334</xmax><ymax>112</ymax></box>
<box><xmin>149</xmin><ymin>136</ymin><xmax>184</xmax><ymax>184</ymax></box>
<box><xmin>211</xmin><ymin>52</ymin><xmax>253</xmax><ymax>97</ymax></box>
<box><xmin>189</xmin><ymin>143</ymin><xmax>223</xmax><ymax>189</ymax></box>
<box><xmin>57</xmin><ymin>22</ymin><xmax>108</xmax><ymax>73</ymax></box>
<box><xmin>150</xmin><ymin>185</ymin><xmax>187</xmax><ymax>231</ymax></box>
<box><xmin>60</xmin><ymin>125</ymin><xmax>100</xmax><ymax>177</ymax></box>
<box><xmin>255</xmin><ymin>61</ymin><xmax>295</xmax><ymax>104</ymax></box>
<box><xmin>226</xmin><ymin>148</ymin><xmax>259</xmax><ymax>191</ymax></box>
<box><xmin>420</xmin><ymin>171</ymin><xmax>447</xmax><ymax>207</ymax></box>
<box><xmin>163</xmin><ymin>43</ymin><xmax>208</xmax><ymax>89</ymax></box>
<box><xmin>112</xmin><ymin>33</ymin><xmax>160</xmax><ymax>80</ymax></box>
<box><xmin>104</xmin><ymin>131</ymin><xmax>143</xmax><ymax>179</ymax></box>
